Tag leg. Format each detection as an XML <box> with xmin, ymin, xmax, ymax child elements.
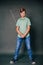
<box><xmin>25</xmin><ymin>36</ymin><xmax>33</xmax><ymax>61</ymax></box>
<box><xmin>13</xmin><ymin>37</ymin><xmax>23</xmax><ymax>60</ymax></box>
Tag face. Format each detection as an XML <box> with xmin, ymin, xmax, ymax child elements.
<box><xmin>20</xmin><ymin>11</ymin><xmax>26</xmax><ymax>18</ymax></box>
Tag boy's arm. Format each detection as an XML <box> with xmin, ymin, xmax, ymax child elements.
<box><xmin>16</xmin><ymin>26</ymin><xmax>23</xmax><ymax>36</ymax></box>
<box><xmin>16</xmin><ymin>25</ymin><xmax>30</xmax><ymax>38</ymax></box>
<box><xmin>24</xmin><ymin>25</ymin><xmax>30</xmax><ymax>37</ymax></box>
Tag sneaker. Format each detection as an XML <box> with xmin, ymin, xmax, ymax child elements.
<box><xmin>10</xmin><ymin>58</ymin><xmax>17</xmax><ymax>64</ymax></box>
<box><xmin>32</xmin><ymin>61</ymin><xmax>36</xmax><ymax>65</ymax></box>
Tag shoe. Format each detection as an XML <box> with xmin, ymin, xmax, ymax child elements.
<box><xmin>10</xmin><ymin>58</ymin><xmax>17</xmax><ymax>64</ymax></box>
<box><xmin>32</xmin><ymin>61</ymin><xmax>36</xmax><ymax>65</ymax></box>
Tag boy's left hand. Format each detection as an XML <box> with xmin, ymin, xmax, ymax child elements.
<box><xmin>21</xmin><ymin>34</ymin><xmax>26</xmax><ymax>38</ymax></box>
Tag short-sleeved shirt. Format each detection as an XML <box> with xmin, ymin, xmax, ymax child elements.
<box><xmin>16</xmin><ymin>17</ymin><xmax>31</xmax><ymax>38</ymax></box>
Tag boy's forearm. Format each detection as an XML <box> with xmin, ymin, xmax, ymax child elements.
<box><xmin>16</xmin><ymin>30</ymin><xmax>23</xmax><ymax>36</ymax></box>
<box><xmin>24</xmin><ymin>26</ymin><xmax>30</xmax><ymax>37</ymax></box>
<box><xmin>24</xmin><ymin>29</ymin><xmax>29</xmax><ymax>36</ymax></box>
<box><xmin>16</xmin><ymin>26</ymin><xmax>23</xmax><ymax>36</ymax></box>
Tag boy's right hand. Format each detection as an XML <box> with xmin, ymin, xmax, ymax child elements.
<box><xmin>20</xmin><ymin>34</ymin><xmax>25</xmax><ymax>38</ymax></box>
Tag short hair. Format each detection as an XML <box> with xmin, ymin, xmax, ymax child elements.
<box><xmin>20</xmin><ymin>8</ymin><xmax>26</xmax><ymax>13</ymax></box>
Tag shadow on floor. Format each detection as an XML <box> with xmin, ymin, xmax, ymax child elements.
<box><xmin>0</xmin><ymin>54</ymin><xmax>43</xmax><ymax>65</ymax></box>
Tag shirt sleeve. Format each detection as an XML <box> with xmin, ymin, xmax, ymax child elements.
<box><xmin>27</xmin><ymin>18</ymin><xmax>31</xmax><ymax>26</ymax></box>
<box><xmin>16</xmin><ymin>19</ymin><xmax>20</xmax><ymax>26</ymax></box>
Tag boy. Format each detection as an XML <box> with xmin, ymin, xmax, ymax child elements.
<box><xmin>10</xmin><ymin>8</ymin><xmax>36</xmax><ymax>64</ymax></box>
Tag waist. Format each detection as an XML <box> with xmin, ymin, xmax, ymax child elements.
<box><xmin>17</xmin><ymin>33</ymin><xmax>30</xmax><ymax>38</ymax></box>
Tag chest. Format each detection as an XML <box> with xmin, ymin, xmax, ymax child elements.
<box><xmin>19</xmin><ymin>20</ymin><xmax>27</xmax><ymax>27</ymax></box>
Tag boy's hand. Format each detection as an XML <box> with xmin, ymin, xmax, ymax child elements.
<box><xmin>21</xmin><ymin>34</ymin><xmax>26</xmax><ymax>38</ymax></box>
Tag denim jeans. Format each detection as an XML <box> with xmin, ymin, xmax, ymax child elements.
<box><xmin>14</xmin><ymin>36</ymin><xmax>33</xmax><ymax>61</ymax></box>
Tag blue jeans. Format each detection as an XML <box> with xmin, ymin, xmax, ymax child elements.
<box><xmin>14</xmin><ymin>36</ymin><xmax>33</xmax><ymax>61</ymax></box>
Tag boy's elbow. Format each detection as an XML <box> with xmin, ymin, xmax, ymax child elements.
<box><xmin>16</xmin><ymin>26</ymin><xmax>19</xmax><ymax>32</ymax></box>
<box><xmin>16</xmin><ymin>27</ymin><xmax>17</xmax><ymax>32</ymax></box>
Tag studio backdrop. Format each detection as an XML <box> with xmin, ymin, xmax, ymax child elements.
<box><xmin>0</xmin><ymin>0</ymin><xmax>43</xmax><ymax>54</ymax></box>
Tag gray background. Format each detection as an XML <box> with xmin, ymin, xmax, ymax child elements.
<box><xmin>0</xmin><ymin>0</ymin><xmax>43</xmax><ymax>54</ymax></box>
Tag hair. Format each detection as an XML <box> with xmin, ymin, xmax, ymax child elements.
<box><xmin>20</xmin><ymin>8</ymin><xmax>26</xmax><ymax>13</ymax></box>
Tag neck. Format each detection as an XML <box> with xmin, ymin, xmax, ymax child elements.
<box><xmin>21</xmin><ymin>16</ymin><xmax>25</xmax><ymax>18</ymax></box>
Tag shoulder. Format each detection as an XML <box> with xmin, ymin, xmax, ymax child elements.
<box><xmin>17</xmin><ymin>18</ymin><xmax>21</xmax><ymax>21</ymax></box>
<box><xmin>25</xmin><ymin>17</ymin><xmax>30</xmax><ymax>21</ymax></box>
<box><xmin>16</xmin><ymin>18</ymin><xmax>21</xmax><ymax>24</ymax></box>
<box><xmin>25</xmin><ymin>17</ymin><xmax>31</xmax><ymax>25</ymax></box>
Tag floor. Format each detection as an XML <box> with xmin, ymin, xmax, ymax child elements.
<box><xmin>0</xmin><ymin>54</ymin><xmax>43</xmax><ymax>65</ymax></box>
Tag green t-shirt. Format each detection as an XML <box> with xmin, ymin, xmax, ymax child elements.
<box><xmin>16</xmin><ymin>17</ymin><xmax>31</xmax><ymax>38</ymax></box>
